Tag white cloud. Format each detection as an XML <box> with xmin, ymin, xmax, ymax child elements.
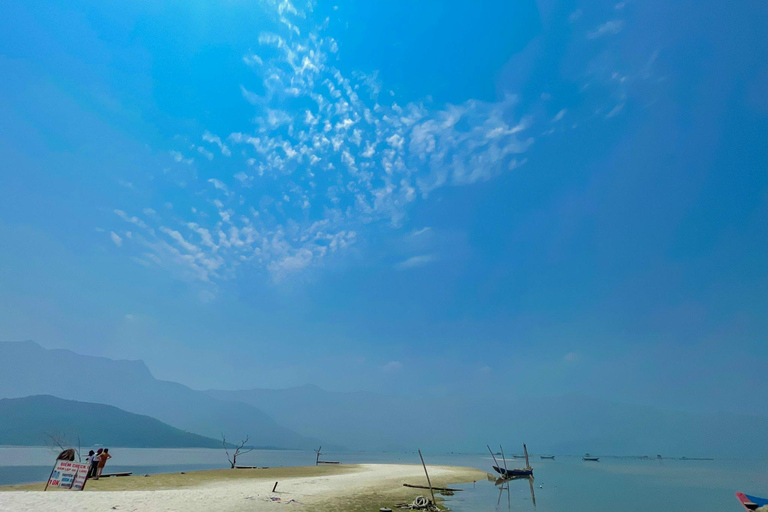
<box><xmin>396</xmin><ymin>254</ymin><xmax>435</xmax><ymax>269</ymax></box>
<box><xmin>108</xmin><ymin>0</ymin><xmax>643</xmax><ymax>286</ymax></box>
<box><xmin>203</xmin><ymin>131</ymin><xmax>232</xmax><ymax>157</ymax></box>
<box><xmin>208</xmin><ymin>179</ymin><xmax>229</xmax><ymax>193</ymax></box>
<box><xmin>234</xmin><ymin>171</ymin><xmax>254</xmax><ymax>187</ymax></box>
<box><xmin>587</xmin><ymin>20</ymin><xmax>625</xmax><ymax>39</ymax></box>
<box><xmin>243</xmin><ymin>53</ymin><xmax>263</xmax><ymax>67</ymax></box>
<box><xmin>605</xmin><ymin>102</ymin><xmax>626</xmax><ymax>118</ymax></box>
<box><xmin>110</xmin><ymin>231</ymin><xmax>123</xmax><ymax>247</ymax></box>
<box><xmin>114</xmin><ymin>209</ymin><xmax>148</xmax><ymax>229</ymax></box>
<box><xmin>169</xmin><ymin>150</ymin><xmax>193</xmax><ymax>165</ymax></box>
<box><xmin>569</xmin><ymin>9</ymin><xmax>582</xmax><ymax>23</ymax></box>
<box><xmin>196</xmin><ymin>145</ymin><xmax>214</xmax><ymax>161</ymax></box>
<box><xmin>382</xmin><ymin>361</ymin><xmax>403</xmax><ymax>372</ymax></box>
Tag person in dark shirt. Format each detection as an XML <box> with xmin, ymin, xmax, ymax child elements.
<box><xmin>90</xmin><ymin>448</ymin><xmax>103</xmax><ymax>479</ymax></box>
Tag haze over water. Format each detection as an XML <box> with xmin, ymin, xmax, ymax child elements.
<box><xmin>2</xmin><ymin>447</ymin><xmax>764</xmax><ymax>511</ymax></box>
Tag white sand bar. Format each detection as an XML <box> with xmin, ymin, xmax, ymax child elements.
<box><xmin>0</xmin><ymin>463</ymin><xmax>486</xmax><ymax>512</ymax></box>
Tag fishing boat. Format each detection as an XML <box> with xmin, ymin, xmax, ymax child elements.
<box><xmin>540</xmin><ymin>455</ymin><xmax>555</xmax><ymax>460</ymax></box>
<box><xmin>736</xmin><ymin>492</ymin><xmax>768</xmax><ymax>510</ymax></box>
<box><xmin>582</xmin><ymin>453</ymin><xmax>599</xmax><ymax>461</ymax></box>
<box><xmin>488</xmin><ymin>443</ymin><xmax>534</xmax><ymax>479</ymax></box>
<box><xmin>493</xmin><ymin>466</ymin><xmax>533</xmax><ymax>477</ymax></box>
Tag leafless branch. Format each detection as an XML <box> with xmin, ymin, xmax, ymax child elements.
<box><xmin>222</xmin><ymin>433</ymin><xmax>254</xmax><ymax>468</ymax></box>
<box><xmin>44</xmin><ymin>430</ymin><xmax>81</xmax><ymax>461</ymax></box>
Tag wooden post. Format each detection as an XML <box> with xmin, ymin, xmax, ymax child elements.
<box><xmin>499</xmin><ymin>445</ymin><xmax>508</xmax><ymax>472</ymax></box>
<box><xmin>418</xmin><ymin>449</ymin><xmax>436</xmax><ymax>507</ymax></box>
<box><xmin>528</xmin><ymin>475</ymin><xmax>536</xmax><ymax>506</ymax></box>
<box><xmin>523</xmin><ymin>443</ymin><xmax>528</xmax><ymax>468</ymax></box>
<box><xmin>272</xmin><ymin>481</ymin><xmax>279</xmax><ymax>492</ymax></box>
<box><xmin>487</xmin><ymin>445</ymin><xmax>501</xmax><ymax>468</ymax></box>
<box><xmin>315</xmin><ymin>446</ymin><xmax>321</xmax><ymax>466</ymax></box>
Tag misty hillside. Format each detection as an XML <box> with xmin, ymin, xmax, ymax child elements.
<box><xmin>208</xmin><ymin>385</ymin><xmax>768</xmax><ymax>457</ymax></box>
<box><xmin>0</xmin><ymin>341</ymin><xmax>319</xmax><ymax>449</ymax></box>
<box><xmin>4</xmin><ymin>340</ymin><xmax>767</xmax><ymax>457</ymax></box>
<box><xmin>0</xmin><ymin>395</ymin><xmax>224</xmax><ymax>448</ymax></box>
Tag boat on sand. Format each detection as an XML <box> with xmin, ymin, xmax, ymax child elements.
<box><xmin>736</xmin><ymin>492</ymin><xmax>768</xmax><ymax>511</ymax></box>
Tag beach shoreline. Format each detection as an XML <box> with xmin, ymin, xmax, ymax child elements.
<box><xmin>0</xmin><ymin>463</ymin><xmax>487</xmax><ymax>511</ymax></box>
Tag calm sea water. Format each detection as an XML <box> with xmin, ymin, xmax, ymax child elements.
<box><xmin>1</xmin><ymin>447</ymin><xmax>766</xmax><ymax>511</ymax></box>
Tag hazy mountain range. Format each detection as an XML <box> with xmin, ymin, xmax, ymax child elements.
<box><xmin>2</xmin><ymin>341</ymin><xmax>767</xmax><ymax>457</ymax></box>
<box><xmin>0</xmin><ymin>395</ymin><xmax>223</xmax><ymax>448</ymax></box>
<box><xmin>0</xmin><ymin>341</ymin><xmax>317</xmax><ymax>449</ymax></box>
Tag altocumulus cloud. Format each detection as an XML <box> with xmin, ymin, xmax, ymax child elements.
<box><xmin>107</xmin><ymin>0</ymin><xmax>655</xmax><ymax>288</ymax></box>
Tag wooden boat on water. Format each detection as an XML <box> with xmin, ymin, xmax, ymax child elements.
<box><xmin>540</xmin><ymin>455</ymin><xmax>555</xmax><ymax>460</ymax></box>
<box><xmin>493</xmin><ymin>466</ymin><xmax>533</xmax><ymax>477</ymax></box>
<box><xmin>736</xmin><ymin>492</ymin><xmax>768</xmax><ymax>510</ymax></box>
<box><xmin>488</xmin><ymin>443</ymin><xmax>534</xmax><ymax>479</ymax></box>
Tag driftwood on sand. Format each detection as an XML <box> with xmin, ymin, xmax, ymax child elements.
<box><xmin>403</xmin><ymin>484</ymin><xmax>461</xmax><ymax>492</ymax></box>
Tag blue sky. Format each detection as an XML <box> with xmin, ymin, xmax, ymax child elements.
<box><xmin>1</xmin><ymin>0</ymin><xmax>766</xmax><ymax>414</ymax></box>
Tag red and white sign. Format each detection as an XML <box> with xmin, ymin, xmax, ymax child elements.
<box><xmin>47</xmin><ymin>460</ymin><xmax>90</xmax><ymax>490</ymax></box>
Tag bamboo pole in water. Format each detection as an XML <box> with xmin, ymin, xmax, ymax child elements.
<box><xmin>523</xmin><ymin>443</ymin><xmax>530</xmax><ymax>470</ymax></box>
<box><xmin>487</xmin><ymin>445</ymin><xmax>501</xmax><ymax>467</ymax></box>
<box><xmin>500</xmin><ymin>445</ymin><xmax>508</xmax><ymax>472</ymax></box>
<box><xmin>418</xmin><ymin>449</ymin><xmax>436</xmax><ymax>506</ymax></box>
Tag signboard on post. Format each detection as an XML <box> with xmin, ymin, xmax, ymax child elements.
<box><xmin>45</xmin><ymin>460</ymin><xmax>90</xmax><ymax>491</ymax></box>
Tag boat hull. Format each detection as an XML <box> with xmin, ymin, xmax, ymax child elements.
<box><xmin>736</xmin><ymin>492</ymin><xmax>768</xmax><ymax>510</ymax></box>
<box><xmin>493</xmin><ymin>466</ymin><xmax>533</xmax><ymax>477</ymax></box>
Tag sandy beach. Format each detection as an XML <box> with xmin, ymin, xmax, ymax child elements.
<box><xmin>0</xmin><ymin>463</ymin><xmax>487</xmax><ymax>512</ymax></box>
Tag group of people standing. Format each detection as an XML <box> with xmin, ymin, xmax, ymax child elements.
<box><xmin>85</xmin><ymin>448</ymin><xmax>112</xmax><ymax>479</ymax></box>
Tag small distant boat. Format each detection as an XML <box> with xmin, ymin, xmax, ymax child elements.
<box><xmin>583</xmin><ymin>453</ymin><xmax>599</xmax><ymax>461</ymax></box>
<box><xmin>540</xmin><ymin>455</ymin><xmax>555</xmax><ymax>460</ymax></box>
<box><xmin>736</xmin><ymin>492</ymin><xmax>768</xmax><ymax>510</ymax></box>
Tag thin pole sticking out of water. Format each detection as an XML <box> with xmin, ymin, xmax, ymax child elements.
<box><xmin>487</xmin><ymin>445</ymin><xmax>501</xmax><ymax>468</ymax></box>
<box><xmin>500</xmin><ymin>445</ymin><xmax>508</xmax><ymax>472</ymax></box>
<box><xmin>528</xmin><ymin>475</ymin><xmax>537</xmax><ymax>506</ymax></box>
<box><xmin>418</xmin><ymin>449</ymin><xmax>436</xmax><ymax>506</ymax></box>
<box><xmin>523</xmin><ymin>443</ymin><xmax>530</xmax><ymax>470</ymax></box>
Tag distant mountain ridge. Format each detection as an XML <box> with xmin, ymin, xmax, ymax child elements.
<box><xmin>0</xmin><ymin>341</ymin><xmax>319</xmax><ymax>449</ymax></box>
<box><xmin>0</xmin><ymin>395</ymin><xmax>224</xmax><ymax>448</ymax></box>
<box><xmin>5</xmin><ymin>340</ymin><xmax>768</xmax><ymax>457</ymax></box>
